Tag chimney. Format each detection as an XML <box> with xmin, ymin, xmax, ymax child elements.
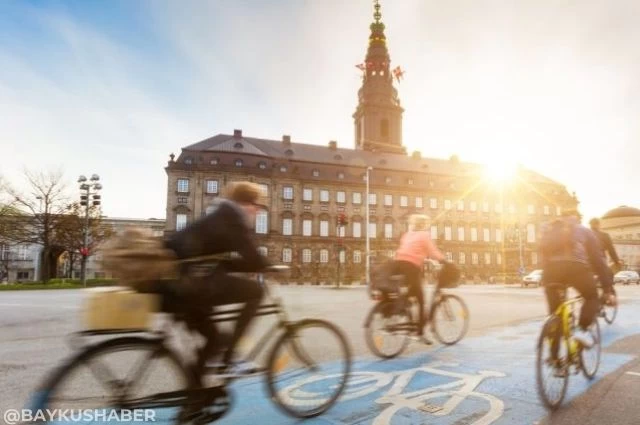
<box><xmin>329</xmin><ymin>140</ymin><xmax>337</xmax><ymax>150</ymax></box>
<box><xmin>282</xmin><ymin>135</ymin><xmax>291</xmax><ymax>145</ymax></box>
<box><xmin>233</xmin><ymin>129</ymin><xmax>242</xmax><ymax>138</ymax></box>
<box><xmin>411</xmin><ymin>151</ymin><xmax>421</xmax><ymax>159</ymax></box>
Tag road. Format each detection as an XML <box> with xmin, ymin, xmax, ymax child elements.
<box><xmin>1</xmin><ymin>284</ymin><xmax>640</xmax><ymax>424</ymax></box>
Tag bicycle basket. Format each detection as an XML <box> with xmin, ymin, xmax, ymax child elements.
<box><xmin>370</xmin><ymin>260</ymin><xmax>402</xmax><ymax>293</ymax></box>
<box><xmin>438</xmin><ymin>262</ymin><xmax>461</xmax><ymax>288</ymax></box>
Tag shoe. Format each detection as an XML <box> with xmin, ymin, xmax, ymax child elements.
<box><xmin>573</xmin><ymin>329</ymin><xmax>594</xmax><ymax>349</ymax></box>
<box><xmin>217</xmin><ymin>360</ymin><xmax>263</xmax><ymax>377</ymax></box>
<box><xmin>410</xmin><ymin>334</ymin><xmax>433</xmax><ymax>345</ymax></box>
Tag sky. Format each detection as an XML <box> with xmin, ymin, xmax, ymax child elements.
<box><xmin>1</xmin><ymin>0</ymin><xmax>639</xmax><ymax>221</ymax></box>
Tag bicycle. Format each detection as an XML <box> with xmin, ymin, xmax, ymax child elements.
<box><xmin>364</xmin><ymin>268</ymin><xmax>469</xmax><ymax>359</ymax></box>
<box><xmin>28</xmin><ymin>265</ymin><xmax>352</xmax><ymax>423</ymax></box>
<box><xmin>536</xmin><ymin>283</ymin><xmax>601</xmax><ymax>410</ymax></box>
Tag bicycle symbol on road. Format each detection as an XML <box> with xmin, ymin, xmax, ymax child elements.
<box><xmin>279</xmin><ymin>361</ymin><xmax>506</xmax><ymax>425</ymax></box>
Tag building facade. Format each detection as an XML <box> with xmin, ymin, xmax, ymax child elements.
<box><xmin>164</xmin><ymin>3</ymin><xmax>578</xmax><ymax>284</ymax></box>
<box><xmin>600</xmin><ymin>206</ymin><xmax>640</xmax><ymax>271</ymax></box>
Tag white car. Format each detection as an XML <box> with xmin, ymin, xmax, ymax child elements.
<box><xmin>613</xmin><ymin>270</ymin><xmax>640</xmax><ymax>285</ymax></box>
<box><xmin>522</xmin><ymin>270</ymin><xmax>543</xmax><ymax>287</ymax></box>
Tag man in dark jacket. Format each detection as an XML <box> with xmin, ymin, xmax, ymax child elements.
<box><xmin>165</xmin><ymin>181</ymin><xmax>270</xmax><ymax>378</ymax></box>
<box><xmin>589</xmin><ymin>217</ymin><xmax>620</xmax><ymax>305</ymax></box>
<box><xmin>539</xmin><ymin>208</ymin><xmax>613</xmax><ymax>348</ymax></box>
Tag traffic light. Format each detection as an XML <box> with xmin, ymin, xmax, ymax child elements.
<box><xmin>337</xmin><ymin>213</ymin><xmax>348</xmax><ymax>226</ymax></box>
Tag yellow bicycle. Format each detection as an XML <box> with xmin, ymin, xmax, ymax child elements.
<box><xmin>536</xmin><ymin>283</ymin><xmax>601</xmax><ymax>410</ymax></box>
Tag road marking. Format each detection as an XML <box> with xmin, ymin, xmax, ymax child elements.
<box><xmin>625</xmin><ymin>371</ymin><xmax>640</xmax><ymax>377</ymax></box>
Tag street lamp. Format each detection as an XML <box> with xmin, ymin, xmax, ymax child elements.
<box><xmin>78</xmin><ymin>174</ymin><xmax>102</xmax><ymax>287</ymax></box>
<box><xmin>365</xmin><ymin>166</ymin><xmax>373</xmax><ymax>286</ymax></box>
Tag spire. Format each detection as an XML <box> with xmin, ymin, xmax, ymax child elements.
<box><xmin>353</xmin><ymin>0</ymin><xmax>405</xmax><ymax>154</ymax></box>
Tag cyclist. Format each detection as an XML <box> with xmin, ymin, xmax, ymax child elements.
<box><xmin>539</xmin><ymin>208</ymin><xmax>613</xmax><ymax>348</ymax></box>
<box><xmin>589</xmin><ymin>217</ymin><xmax>620</xmax><ymax>306</ymax></box>
<box><xmin>390</xmin><ymin>214</ymin><xmax>447</xmax><ymax>345</ymax></box>
<box><xmin>164</xmin><ymin>181</ymin><xmax>270</xmax><ymax>380</ymax></box>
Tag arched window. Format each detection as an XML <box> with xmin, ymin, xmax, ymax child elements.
<box><xmin>380</xmin><ymin>119</ymin><xmax>389</xmax><ymax>140</ymax></box>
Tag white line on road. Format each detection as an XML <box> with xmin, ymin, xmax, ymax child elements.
<box><xmin>625</xmin><ymin>372</ymin><xmax>640</xmax><ymax>377</ymax></box>
<box><xmin>0</xmin><ymin>302</ymin><xmax>78</xmax><ymax>310</ymax></box>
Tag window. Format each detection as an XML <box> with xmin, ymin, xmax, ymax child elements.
<box><xmin>353</xmin><ymin>250</ymin><xmax>362</xmax><ymax>263</ymax></box>
<box><xmin>205</xmin><ymin>205</ymin><xmax>216</xmax><ymax>215</ymax></box>
<box><xmin>527</xmin><ymin>223</ymin><xmax>536</xmax><ymax>243</ymax></box>
<box><xmin>283</xmin><ymin>186</ymin><xmax>294</xmax><ymax>200</ymax></box>
<box><xmin>303</xmin><ymin>188</ymin><xmax>313</xmax><ymax>201</ymax></box>
<box><xmin>259</xmin><ymin>184</ymin><xmax>269</xmax><ymax>197</ymax></box>
<box><xmin>339</xmin><ymin>251</ymin><xmax>346</xmax><ymax>264</ymax></box>
<box><xmin>258</xmin><ymin>246</ymin><xmax>268</xmax><ymax>257</ymax></box>
<box><xmin>302</xmin><ymin>219</ymin><xmax>312</xmax><ymax>236</ymax></box>
<box><xmin>320</xmin><ymin>190</ymin><xmax>330</xmax><ymax>202</ymax></box>
<box><xmin>430</xmin><ymin>198</ymin><xmax>438</xmax><ymax>209</ymax></box>
<box><xmin>235</xmin><ymin>159</ymin><xmax>243</xmax><ymax>167</ymax></box>
<box><xmin>400</xmin><ymin>196</ymin><xmax>408</xmax><ymax>207</ymax></box>
<box><xmin>430</xmin><ymin>225</ymin><xmax>438</xmax><ymax>240</ymax></box>
<box><xmin>178</xmin><ymin>196</ymin><xmax>188</xmax><ymax>204</ymax></box>
<box><xmin>457</xmin><ymin>227</ymin><xmax>465</xmax><ymax>241</ymax></box>
<box><xmin>353</xmin><ymin>222</ymin><xmax>362</xmax><ymax>238</ymax></box>
<box><xmin>206</xmin><ymin>180</ymin><xmax>218</xmax><ymax>194</ymax></box>
<box><xmin>320</xmin><ymin>220</ymin><xmax>329</xmax><ymax>237</ymax></box>
<box><xmin>369</xmin><ymin>223</ymin><xmax>377</xmax><ymax>239</ymax></box>
<box><xmin>471</xmin><ymin>227</ymin><xmax>478</xmax><ymax>241</ymax></box>
<box><xmin>18</xmin><ymin>245</ymin><xmax>28</xmax><ymax>260</ymax></box>
<box><xmin>255</xmin><ymin>211</ymin><xmax>268</xmax><ymax>234</ymax></box>
<box><xmin>384</xmin><ymin>194</ymin><xmax>393</xmax><ymax>206</ymax></box>
<box><xmin>484</xmin><ymin>252</ymin><xmax>491</xmax><ymax>265</ymax></box>
<box><xmin>177</xmin><ymin>179</ymin><xmax>189</xmax><ymax>193</ymax></box>
<box><xmin>415</xmin><ymin>197</ymin><xmax>423</xmax><ymax>208</ymax></box>
<box><xmin>543</xmin><ymin>205</ymin><xmax>550</xmax><ymax>215</ymax></box>
<box><xmin>336</xmin><ymin>191</ymin><xmax>346</xmax><ymax>203</ymax></box>
<box><xmin>258</xmin><ymin>161</ymin><xmax>267</xmax><ymax>169</ymax></box>
<box><xmin>385</xmin><ymin>176</ymin><xmax>392</xmax><ymax>184</ymax></box>
<box><xmin>353</xmin><ymin>192</ymin><xmax>362</xmax><ymax>204</ymax></box>
<box><xmin>369</xmin><ymin>193</ymin><xmax>377</xmax><ymax>205</ymax></box>
<box><xmin>176</xmin><ymin>214</ymin><xmax>187</xmax><ymax>231</ymax></box>
<box><xmin>459</xmin><ymin>252</ymin><xmax>466</xmax><ymax>265</ymax></box>
<box><xmin>320</xmin><ymin>249</ymin><xmax>329</xmax><ymax>263</ymax></box>
<box><xmin>497</xmin><ymin>253</ymin><xmax>502</xmax><ymax>265</ymax></box>
<box><xmin>380</xmin><ymin>118</ymin><xmax>389</xmax><ymax>140</ymax></box>
<box><xmin>282</xmin><ymin>248</ymin><xmax>292</xmax><ymax>263</ymax></box>
<box><xmin>337</xmin><ymin>225</ymin><xmax>346</xmax><ymax>237</ymax></box>
<box><xmin>483</xmin><ymin>202</ymin><xmax>490</xmax><ymax>213</ymax></box>
<box><xmin>312</xmin><ymin>169</ymin><xmax>320</xmax><ymax>177</ymax></box>
<box><xmin>528</xmin><ymin>204</ymin><xmax>535</xmax><ymax>215</ymax></box>
<box><xmin>445</xmin><ymin>226</ymin><xmax>452</xmax><ymax>241</ymax></box>
<box><xmin>302</xmin><ymin>249</ymin><xmax>312</xmax><ymax>263</ymax></box>
<box><xmin>408</xmin><ymin>178</ymin><xmax>414</xmax><ymax>185</ymax></box>
<box><xmin>470</xmin><ymin>201</ymin><xmax>477</xmax><ymax>212</ymax></box>
<box><xmin>184</xmin><ymin>157</ymin><xmax>193</xmax><ymax>165</ymax></box>
<box><xmin>282</xmin><ymin>218</ymin><xmax>293</xmax><ymax>236</ymax></box>
<box><xmin>444</xmin><ymin>200</ymin><xmax>452</xmax><ymax>210</ymax></box>
<box><xmin>457</xmin><ymin>200</ymin><xmax>464</xmax><ymax>211</ymax></box>
<box><xmin>532</xmin><ymin>252</ymin><xmax>538</xmax><ymax>265</ymax></box>
<box><xmin>446</xmin><ymin>252</ymin><xmax>453</xmax><ymax>262</ymax></box>
<box><xmin>17</xmin><ymin>271</ymin><xmax>29</xmax><ymax>280</ymax></box>
<box><xmin>495</xmin><ymin>228</ymin><xmax>502</xmax><ymax>242</ymax></box>
<box><xmin>384</xmin><ymin>223</ymin><xmax>393</xmax><ymax>239</ymax></box>
<box><xmin>210</xmin><ymin>158</ymin><xmax>219</xmax><ymax>165</ymax></box>
<box><xmin>338</xmin><ymin>172</ymin><xmax>345</xmax><ymax>179</ymax></box>
<box><xmin>472</xmin><ymin>252</ymin><xmax>479</xmax><ymax>265</ymax></box>
<box><xmin>483</xmin><ymin>228</ymin><xmax>490</xmax><ymax>242</ymax></box>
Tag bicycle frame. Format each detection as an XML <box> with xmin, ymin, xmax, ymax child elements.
<box><xmin>551</xmin><ymin>289</ymin><xmax>582</xmax><ymax>359</ymax></box>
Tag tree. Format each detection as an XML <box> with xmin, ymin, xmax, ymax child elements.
<box><xmin>0</xmin><ymin>175</ymin><xmax>22</xmax><ymax>281</ymax></box>
<box><xmin>56</xmin><ymin>202</ymin><xmax>113</xmax><ymax>278</ymax></box>
<box><xmin>8</xmin><ymin>170</ymin><xmax>70</xmax><ymax>282</ymax></box>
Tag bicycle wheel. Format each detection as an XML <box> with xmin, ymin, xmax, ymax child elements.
<box><xmin>601</xmin><ymin>301</ymin><xmax>617</xmax><ymax>325</ymax></box>
<box><xmin>29</xmin><ymin>336</ymin><xmax>195</xmax><ymax>424</ymax></box>
<box><xmin>536</xmin><ymin>316</ymin><xmax>569</xmax><ymax>410</ymax></box>
<box><xmin>580</xmin><ymin>319</ymin><xmax>601</xmax><ymax>379</ymax></box>
<box><xmin>431</xmin><ymin>294</ymin><xmax>469</xmax><ymax>345</ymax></box>
<box><xmin>266</xmin><ymin>319</ymin><xmax>351</xmax><ymax>418</ymax></box>
<box><xmin>364</xmin><ymin>300</ymin><xmax>412</xmax><ymax>359</ymax></box>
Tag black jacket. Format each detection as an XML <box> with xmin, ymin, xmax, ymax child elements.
<box><xmin>592</xmin><ymin>229</ymin><xmax>620</xmax><ymax>264</ymax></box>
<box><xmin>166</xmin><ymin>200</ymin><xmax>270</xmax><ymax>273</ymax></box>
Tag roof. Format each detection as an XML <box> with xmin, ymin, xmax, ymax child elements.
<box><xmin>602</xmin><ymin>206</ymin><xmax>640</xmax><ymax>219</ymax></box>
<box><xmin>182</xmin><ymin>133</ymin><xmax>560</xmax><ymax>184</ymax></box>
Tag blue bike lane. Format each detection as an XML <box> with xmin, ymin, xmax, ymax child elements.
<box><xmin>221</xmin><ymin>302</ymin><xmax>640</xmax><ymax>425</ymax></box>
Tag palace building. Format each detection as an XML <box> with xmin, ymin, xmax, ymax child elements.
<box><xmin>164</xmin><ymin>2</ymin><xmax>578</xmax><ymax>284</ymax></box>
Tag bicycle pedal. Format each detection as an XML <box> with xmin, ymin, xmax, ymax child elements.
<box><xmin>418</xmin><ymin>404</ymin><xmax>443</xmax><ymax>414</ymax></box>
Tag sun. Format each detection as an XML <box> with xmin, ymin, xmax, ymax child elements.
<box><xmin>483</xmin><ymin>159</ymin><xmax>519</xmax><ymax>185</ymax></box>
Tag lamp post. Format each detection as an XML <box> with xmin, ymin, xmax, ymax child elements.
<box><xmin>365</xmin><ymin>166</ymin><xmax>373</xmax><ymax>286</ymax></box>
<box><xmin>78</xmin><ymin>174</ymin><xmax>102</xmax><ymax>287</ymax></box>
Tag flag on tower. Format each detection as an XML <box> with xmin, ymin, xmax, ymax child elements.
<box><xmin>392</xmin><ymin>66</ymin><xmax>405</xmax><ymax>82</ymax></box>
<box><xmin>355</xmin><ymin>63</ymin><xmax>366</xmax><ymax>71</ymax></box>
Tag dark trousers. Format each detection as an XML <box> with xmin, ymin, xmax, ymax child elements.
<box><xmin>543</xmin><ymin>261</ymin><xmax>599</xmax><ymax>330</ymax></box>
<box><xmin>391</xmin><ymin>260</ymin><xmax>426</xmax><ymax>334</ymax></box>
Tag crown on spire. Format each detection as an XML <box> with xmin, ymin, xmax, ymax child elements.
<box><xmin>373</xmin><ymin>0</ymin><xmax>382</xmax><ymax>23</ymax></box>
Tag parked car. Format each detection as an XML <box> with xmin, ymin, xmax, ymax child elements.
<box><xmin>613</xmin><ymin>270</ymin><xmax>640</xmax><ymax>285</ymax></box>
<box><xmin>522</xmin><ymin>269</ymin><xmax>543</xmax><ymax>287</ymax></box>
